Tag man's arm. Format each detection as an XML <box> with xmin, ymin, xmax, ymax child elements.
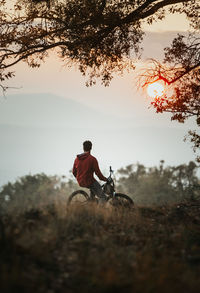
<box><xmin>93</xmin><ymin>158</ymin><xmax>107</xmax><ymax>182</ymax></box>
<box><xmin>72</xmin><ymin>159</ymin><xmax>77</xmax><ymax>178</ymax></box>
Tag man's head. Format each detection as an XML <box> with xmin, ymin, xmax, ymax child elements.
<box><xmin>83</xmin><ymin>140</ymin><xmax>92</xmax><ymax>152</ymax></box>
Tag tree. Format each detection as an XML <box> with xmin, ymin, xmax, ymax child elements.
<box><xmin>140</xmin><ymin>33</ymin><xmax>200</xmax><ymax>158</ymax></box>
<box><xmin>0</xmin><ymin>173</ymin><xmax>78</xmax><ymax>214</ymax></box>
<box><xmin>117</xmin><ymin>161</ymin><xmax>200</xmax><ymax>205</ymax></box>
<box><xmin>0</xmin><ymin>0</ymin><xmax>198</xmax><ymax>91</ymax></box>
<box><xmin>171</xmin><ymin>161</ymin><xmax>199</xmax><ymax>200</ymax></box>
<box><xmin>1</xmin><ymin>1</ymin><xmax>199</xmax><ymax>153</ymax></box>
<box><xmin>117</xmin><ymin>163</ymin><xmax>146</xmax><ymax>195</ymax></box>
<box><xmin>0</xmin><ymin>173</ymin><xmax>57</xmax><ymax>201</ymax></box>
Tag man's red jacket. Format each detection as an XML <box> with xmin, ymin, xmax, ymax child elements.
<box><xmin>72</xmin><ymin>152</ymin><xmax>107</xmax><ymax>188</ymax></box>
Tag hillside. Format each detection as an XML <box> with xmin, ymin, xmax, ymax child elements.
<box><xmin>1</xmin><ymin>199</ymin><xmax>200</xmax><ymax>293</ymax></box>
<box><xmin>0</xmin><ymin>93</ymin><xmax>124</xmax><ymax>128</ymax></box>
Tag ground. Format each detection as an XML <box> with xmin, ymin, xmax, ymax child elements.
<box><xmin>0</xmin><ymin>199</ymin><xmax>200</xmax><ymax>293</ymax></box>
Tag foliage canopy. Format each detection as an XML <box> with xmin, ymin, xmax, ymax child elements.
<box><xmin>117</xmin><ymin>161</ymin><xmax>200</xmax><ymax>204</ymax></box>
<box><xmin>0</xmin><ymin>0</ymin><xmax>200</xmax><ymax>154</ymax></box>
<box><xmin>0</xmin><ymin>0</ymin><xmax>198</xmax><ymax>87</ymax></box>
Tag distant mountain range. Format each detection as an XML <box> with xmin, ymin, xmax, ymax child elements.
<box><xmin>0</xmin><ymin>93</ymin><xmax>124</xmax><ymax>129</ymax></box>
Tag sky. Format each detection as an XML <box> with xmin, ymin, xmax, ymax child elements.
<box><xmin>0</xmin><ymin>12</ymin><xmax>198</xmax><ymax>187</ymax></box>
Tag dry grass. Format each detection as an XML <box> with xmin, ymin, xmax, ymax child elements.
<box><xmin>1</xmin><ymin>199</ymin><xmax>200</xmax><ymax>293</ymax></box>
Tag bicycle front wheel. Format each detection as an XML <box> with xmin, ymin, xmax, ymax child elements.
<box><xmin>108</xmin><ymin>193</ymin><xmax>134</xmax><ymax>209</ymax></box>
<box><xmin>67</xmin><ymin>190</ymin><xmax>89</xmax><ymax>207</ymax></box>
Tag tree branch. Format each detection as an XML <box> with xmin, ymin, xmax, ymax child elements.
<box><xmin>0</xmin><ymin>41</ymin><xmax>69</xmax><ymax>70</ymax></box>
<box><xmin>121</xmin><ymin>0</ymin><xmax>191</xmax><ymax>24</ymax></box>
<box><xmin>167</xmin><ymin>61</ymin><xmax>200</xmax><ymax>84</ymax></box>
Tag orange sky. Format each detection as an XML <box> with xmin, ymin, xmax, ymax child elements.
<box><xmin>142</xmin><ymin>12</ymin><xmax>191</xmax><ymax>32</ymax></box>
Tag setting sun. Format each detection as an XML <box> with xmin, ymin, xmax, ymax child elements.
<box><xmin>147</xmin><ymin>82</ymin><xmax>164</xmax><ymax>98</ymax></box>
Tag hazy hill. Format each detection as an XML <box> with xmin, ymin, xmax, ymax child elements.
<box><xmin>0</xmin><ymin>93</ymin><xmax>124</xmax><ymax>129</ymax></box>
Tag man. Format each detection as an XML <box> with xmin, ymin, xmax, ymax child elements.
<box><xmin>72</xmin><ymin>140</ymin><xmax>107</xmax><ymax>203</ymax></box>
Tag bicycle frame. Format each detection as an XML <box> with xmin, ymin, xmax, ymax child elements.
<box><xmin>90</xmin><ymin>166</ymin><xmax>116</xmax><ymax>200</ymax></box>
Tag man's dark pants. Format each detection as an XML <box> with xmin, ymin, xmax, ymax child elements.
<box><xmin>89</xmin><ymin>180</ymin><xmax>106</xmax><ymax>203</ymax></box>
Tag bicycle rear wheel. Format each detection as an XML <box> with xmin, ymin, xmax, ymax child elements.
<box><xmin>67</xmin><ymin>190</ymin><xmax>89</xmax><ymax>206</ymax></box>
<box><xmin>108</xmin><ymin>193</ymin><xmax>134</xmax><ymax>208</ymax></box>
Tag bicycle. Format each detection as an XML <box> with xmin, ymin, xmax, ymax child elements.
<box><xmin>67</xmin><ymin>166</ymin><xmax>134</xmax><ymax>208</ymax></box>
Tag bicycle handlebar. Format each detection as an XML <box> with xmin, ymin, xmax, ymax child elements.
<box><xmin>109</xmin><ymin>166</ymin><xmax>113</xmax><ymax>174</ymax></box>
